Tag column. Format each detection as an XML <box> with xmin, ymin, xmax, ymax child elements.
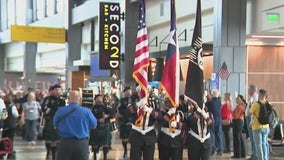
<box><xmin>26</xmin><ymin>0</ymin><xmax>33</xmax><ymax>23</ymax></box>
<box><xmin>122</xmin><ymin>1</ymin><xmax>140</xmax><ymax>88</ymax></box>
<box><xmin>21</xmin><ymin>0</ymin><xmax>37</xmax><ymax>90</ymax></box>
<box><xmin>213</xmin><ymin>0</ymin><xmax>247</xmax><ymax>96</ymax></box>
<box><xmin>153</xmin><ymin>58</ymin><xmax>164</xmax><ymax>81</ymax></box>
<box><xmin>0</xmin><ymin>45</ymin><xmax>4</xmax><ymax>88</ymax></box>
<box><xmin>64</xmin><ymin>0</ymin><xmax>82</xmax><ymax>89</ymax></box>
<box><xmin>23</xmin><ymin>43</ymin><xmax>37</xmax><ymax>89</ymax></box>
<box><xmin>0</xmin><ymin>0</ymin><xmax>8</xmax><ymax>31</ymax></box>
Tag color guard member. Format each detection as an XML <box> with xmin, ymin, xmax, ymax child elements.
<box><xmin>185</xmin><ymin>103</ymin><xmax>213</xmax><ymax>160</ymax></box>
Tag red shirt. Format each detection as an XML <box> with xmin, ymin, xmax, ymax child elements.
<box><xmin>221</xmin><ymin>102</ymin><xmax>232</xmax><ymax>120</ymax></box>
<box><xmin>232</xmin><ymin>104</ymin><xmax>245</xmax><ymax>120</ymax></box>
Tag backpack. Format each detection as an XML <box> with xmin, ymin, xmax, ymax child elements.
<box><xmin>270</xmin><ymin>108</ymin><xmax>279</xmax><ymax>128</ymax></box>
<box><xmin>257</xmin><ymin>101</ymin><xmax>279</xmax><ymax>128</ymax></box>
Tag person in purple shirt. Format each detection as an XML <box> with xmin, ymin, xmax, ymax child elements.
<box><xmin>54</xmin><ymin>90</ymin><xmax>97</xmax><ymax>160</ymax></box>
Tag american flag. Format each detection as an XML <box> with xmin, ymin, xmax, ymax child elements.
<box><xmin>160</xmin><ymin>0</ymin><xmax>180</xmax><ymax>107</ymax></box>
<box><xmin>185</xmin><ymin>0</ymin><xmax>204</xmax><ymax>108</ymax></box>
<box><xmin>132</xmin><ymin>0</ymin><xmax>149</xmax><ymax>100</ymax></box>
<box><xmin>218</xmin><ymin>61</ymin><xmax>230</xmax><ymax>80</ymax></box>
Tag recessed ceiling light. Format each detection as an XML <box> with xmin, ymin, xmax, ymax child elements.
<box><xmin>251</xmin><ymin>35</ymin><xmax>284</xmax><ymax>38</ymax></box>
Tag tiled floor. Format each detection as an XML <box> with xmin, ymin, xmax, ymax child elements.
<box><xmin>4</xmin><ymin>132</ymin><xmax>284</xmax><ymax>160</ymax></box>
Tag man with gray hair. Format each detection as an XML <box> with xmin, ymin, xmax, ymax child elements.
<box><xmin>206</xmin><ymin>89</ymin><xmax>224</xmax><ymax>155</ymax></box>
<box><xmin>245</xmin><ymin>85</ymin><xmax>258</xmax><ymax>160</ymax></box>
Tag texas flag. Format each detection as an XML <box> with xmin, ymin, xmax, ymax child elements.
<box><xmin>160</xmin><ymin>0</ymin><xmax>180</xmax><ymax>108</ymax></box>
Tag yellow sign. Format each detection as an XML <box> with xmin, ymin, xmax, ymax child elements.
<box><xmin>11</xmin><ymin>25</ymin><xmax>66</xmax><ymax>43</ymax></box>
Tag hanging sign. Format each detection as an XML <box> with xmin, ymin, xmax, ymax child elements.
<box><xmin>11</xmin><ymin>25</ymin><xmax>66</xmax><ymax>43</ymax></box>
<box><xmin>99</xmin><ymin>2</ymin><xmax>121</xmax><ymax>69</ymax></box>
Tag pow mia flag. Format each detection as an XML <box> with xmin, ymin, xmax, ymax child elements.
<box><xmin>185</xmin><ymin>0</ymin><xmax>204</xmax><ymax>109</ymax></box>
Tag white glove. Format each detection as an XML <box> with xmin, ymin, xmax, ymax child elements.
<box><xmin>143</xmin><ymin>105</ymin><xmax>153</xmax><ymax>113</ymax></box>
<box><xmin>167</xmin><ymin>107</ymin><xmax>176</xmax><ymax>115</ymax></box>
<box><xmin>136</xmin><ymin>98</ymin><xmax>147</xmax><ymax>108</ymax></box>
<box><xmin>170</xmin><ymin>121</ymin><xmax>177</xmax><ymax>128</ymax></box>
<box><xmin>197</xmin><ymin>107</ymin><xmax>209</xmax><ymax>119</ymax></box>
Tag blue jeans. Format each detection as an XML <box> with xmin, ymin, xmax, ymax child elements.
<box><xmin>210</xmin><ymin>127</ymin><xmax>215</xmax><ymax>154</ymax></box>
<box><xmin>25</xmin><ymin>119</ymin><xmax>38</xmax><ymax>142</ymax></box>
<box><xmin>253</xmin><ymin>128</ymin><xmax>270</xmax><ymax>160</ymax></box>
<box><xmin>211</xmin><ymin>119</ymin><xmax>223</xmax><ymax>154</ymax></box>
<box><xmin>246</xmin><ymin>116</ymin><xmax>257</xmax><ymax>160</ymax></box>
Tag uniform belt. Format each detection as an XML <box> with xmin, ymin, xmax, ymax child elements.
<box><xmin>131</xmin><ymin>125</ymin><xmax>154</xmax><ymax>135</ymax></box>
<box><xmin>161</xmin><ymin>127</ymin><xmax>181</xmax><ymax>138</ymax></box>
<box><xmin>188</xmin><ymin>130</ymin><xmax>210</xmax><ymax>143</ymax></box>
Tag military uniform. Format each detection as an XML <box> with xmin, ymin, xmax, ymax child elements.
<box><xmin>118</xmin><ymin>94</ymin><xmax>138</xmax><ymax>158</ymax></box>
<box><xmin>118</xmin><ymin>96</ymin><xmax>138</xmax><ymax>138</ymax></box>
<box><xmin>148</xmin><ymin>94</ymin><xmax>160</xmax><ymax>110</ymax></box>
<box><xmin>89</xmin><ymin>104</ymin><xmax>114</xmax><ymax>160</ymax></box>
<box><xmin>185</xmin><ymin>110</ymin><xmax>213</xmax><ymax>160</ymax></box>
<box><xmin>126</xmin><ymin>97</ymin><xmax>159</xmax><ymax>160</ymax></box>
<box><xmin>42</xmin><ymin>94</ymin><xmax>65</xmax><ymax>160</ymax></box>
<box><xmin>157</xmin><ymin>107</ymin><xmax>184</xmax><ymax>160</ymax></box>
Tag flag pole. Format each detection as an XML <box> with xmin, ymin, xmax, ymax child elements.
<box><xmin>160</xmin><ymin>0</ymin><xmax>180</xmax><ymax>108</ymax></box>
<box><xmin>132</xmin><ymin>0</ymin><xmax>150</xmax><ymax>127</ymax></box>
<box><xmin>221</xmin><ymin>78</ymin><xmax>226</xmax><ymax>94</ymax></box>
<box><xmin>160</xmin><ymin>0</ymin><xmax>180</xmax><ymax>133</ymax></box>
<box><xmin>226</xmin><ymin>79</ymin><xmax>228</xmax><ymax>93</ymax></box>
<box><xmin>184</xmin><ymin>0</ymin><xmax>203</xmax><ymax>109</ymax></box>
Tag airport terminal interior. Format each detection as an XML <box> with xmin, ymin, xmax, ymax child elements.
<box><xmin>8</xmin><ymin>133</ymin><xmax>284</xmax><ymax>160</ymax></box>
<box><xmin>0</xmin><ymin>0</ymin><xmax>284</xmax><ymax>159</ymax></box>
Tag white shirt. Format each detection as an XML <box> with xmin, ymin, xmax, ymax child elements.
<box><xmin>245</xmin><ymin>93</ymin><xmax>258</xmax><ymax>117</ymax></box>
<box><xmin>0</xmin><ymin>98</ymin><xmax>6</xmax><ymax>119</ymax></box>
<box><xmin>10</xmin><ymin>104</ymin><xmax>19</xmax><ymax>118</ymax></box>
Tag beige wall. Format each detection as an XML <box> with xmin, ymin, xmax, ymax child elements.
<box><xmin>247</xmin><ymin>45</ymin><xmax>284</xmax><ymax>120</ymax></box>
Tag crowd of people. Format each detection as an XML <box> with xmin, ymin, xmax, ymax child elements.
<box><xmin>113</xmin><ymin>84</ymin><xmax>273</xmax><ymax>160</ymax></box>
<box><xmin>0</xmin><ymin>84</ymin><xmax>275</xmax><ymax>160</ymax></box>
<box><xmin>208</xmin><ymin>85</ymin><xmax>272</xmax><ymax>160</ymax></box>
<box><xmin>116</xmin><ymin>86</ymin><xmax>218</xmax><ymax>160</ymax></box>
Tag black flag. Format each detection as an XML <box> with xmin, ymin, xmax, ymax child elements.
<box><xmin>185</xmin><ymin>0</ymin><xmax>204</xmax><ymax>108</ymax></box>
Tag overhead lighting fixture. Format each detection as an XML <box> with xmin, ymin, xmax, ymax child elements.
<box><xmin>130</xmin><ymin>0</ymin><xmax>139</xmax><ymax>3</ymax></box>
<box><xmin>251</xmin><ymin>35</ymin><xmax>284</xmax><ymax>39</ymax></box>
<box><xmin>203</xmin><ymin>52</ymin><xmax>212</xmax><ymax>56</ymax></box>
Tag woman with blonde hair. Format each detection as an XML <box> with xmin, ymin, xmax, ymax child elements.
<box><xmin>21</xmin><ymin>92</ymin><xmax>41</xmax><ymax>145</ymax></box>
<box><xmin>221</xmin><ymin>92</ymin><xmax>232</xmax><ymax>153</ymax></box>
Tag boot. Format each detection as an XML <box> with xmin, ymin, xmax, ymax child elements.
<box><xmin>50</xmin><ymin>146</ymin><xmax>57</xmax><ymax>160</ymax></box>
<box><xmin>45</xmin><ymin>143</ymin><xmax>51</xmax><ymax>159</ymax></box>
<box><xmin>122</xmin><ymin>142</ymin><xmax>127</xmax><ymax>158</ymax></box>
<box><xmin>103</xmin><ymin>147</ymin><xmax>109</xmax><ymax>160</ymax></box>
<box><xmin>7</xmin><ymin>153</ymin><xmax>16</xmax><ymax>159</ymax></box>
<box><xmin>92</xmin><ymin>146</ymin><xmax>98</xmax><ymax>160</ymax></box>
